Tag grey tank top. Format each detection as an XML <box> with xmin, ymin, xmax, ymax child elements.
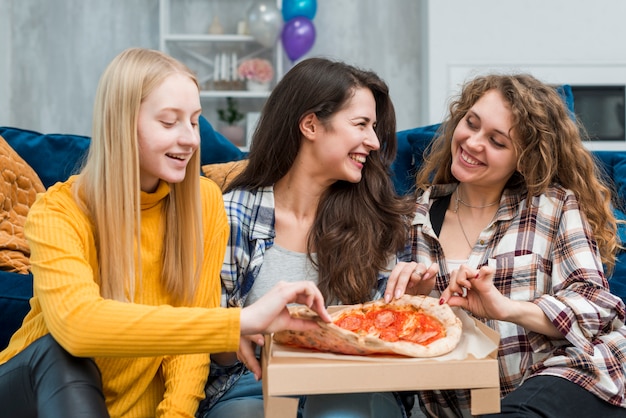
<box><xmin>244</xmin><ymin>244</ymin><xmax>319</xmax><ymax>306</ymax></box>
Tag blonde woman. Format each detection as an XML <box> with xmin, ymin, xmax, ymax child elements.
<box><xmin>0</xmin><ymin>48</ymin><xmax>329</xmax><ymax>418</ymax></box>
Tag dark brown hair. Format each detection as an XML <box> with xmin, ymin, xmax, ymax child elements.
<box><xmin>226</xmin><ymin>57</ymin><xmax>413</xmax><ymax>303</ymax></box>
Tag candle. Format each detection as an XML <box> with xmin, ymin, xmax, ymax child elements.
<box><xmin>213</xmin><ymin>54</ymin><xmax>219</xmax><ymax>82</ymax></box>
<box><xmin>221</xmin><ymin>52</ymin><xmax>227</xmax><ymax>81</ymax></box>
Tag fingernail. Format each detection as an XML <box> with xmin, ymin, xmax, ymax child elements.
<box><xmin>395</xmin><ymin>289</ymin><xmax>403</xmax><ymax>298</ymax></box>
<box><xmin>439</xmin><ymin>298</ymin><xmax>445</xmax><ymax>305</ymax></box>
<box><xmin>422</xmin><ymin>273</ymin><xmax>430</xmax><ymax>280</ymax></box>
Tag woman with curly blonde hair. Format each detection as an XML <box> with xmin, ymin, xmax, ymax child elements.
<box><xmin>392</xmin><ymin>73</ymin><xmax>626</xmax><ymax>417</ymax></box>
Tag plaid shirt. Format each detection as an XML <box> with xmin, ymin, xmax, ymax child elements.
<box><xmin>399</xmin><ymin>183</ymin><xmax>626</xmax><ymax>417</ymax></box>
<box><xmin>200</xmin><ymin>186</ymin><xmax>389</xmax><ymax>414</ymax></box>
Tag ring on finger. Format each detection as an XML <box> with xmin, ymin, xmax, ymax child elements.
<box><xmin>412</xmin><ymin>267</ymin><xmax>423</xmax><ymax>276</ymax></box>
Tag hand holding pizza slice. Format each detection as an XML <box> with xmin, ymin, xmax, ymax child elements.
<box><xmin>273</xmin><ymin>295</ymin><xmax>463</xmax><ymax>358</ymax></box>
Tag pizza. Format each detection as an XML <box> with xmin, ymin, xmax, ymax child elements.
<box><xmin>273</xmin><ymin>295</ymin><xmax>463</xmax><ymax>358</ymax></box>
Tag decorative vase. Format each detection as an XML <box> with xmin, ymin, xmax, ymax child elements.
<box><xmin>220</xmin><ymin>124</ymin><xmax>246</xmax><ymax>147</ymax></box>
<box><xmin>208</xmin><ymin>16</ymin><xmax>224</xmax><ymax>35</ymax></box>
<box><xmin>246</xmin><ymin>80</ymin><xmax>270</xmax><ymax>92</ymax></box>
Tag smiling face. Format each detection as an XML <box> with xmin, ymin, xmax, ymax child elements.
<box><xmin>450</xmin><ymin>89</ymin><xmax>518</xmax><ymax>191</ymax></box>
<box><xmin>137</xmin><ymin>73</ymin><xmax>202</xmax><ymax>192</ymax></box>
<box><xmin>312</xmin><ymin>87</ymin><xmax>380</xmax><ymax>184</ymax></box>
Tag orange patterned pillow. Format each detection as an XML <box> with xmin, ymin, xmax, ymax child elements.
<box><xmin>0</xmin><ymin>135</ymin><xmax>45</xmax><ymax>273</ymax></box>
<box><xmin>201</xmin><ymin>160</ymin><xmax>248</xmax><ymax>192</ymax></box>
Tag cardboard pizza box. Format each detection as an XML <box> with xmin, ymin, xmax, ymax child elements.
<box><xmin>262</xmin><ymin>310</ymin><xmax>501</xmax><ymax>417</ymax></box>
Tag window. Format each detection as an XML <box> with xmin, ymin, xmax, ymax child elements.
<box><xmin>571</xmin><ymin>85</ymin><xmax>625</xmax><ymax>142</ymax></box>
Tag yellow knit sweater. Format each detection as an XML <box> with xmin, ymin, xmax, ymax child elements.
<box><xmin>0</xmin><ymin>176</ymin><xmax>240</xmax><ymax>417</ymax></box>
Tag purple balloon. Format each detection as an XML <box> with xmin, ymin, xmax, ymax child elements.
<box><xmin>281</xmin><ymin>17</ymin><xmax>316</xmax><ymax>62</ymax></box>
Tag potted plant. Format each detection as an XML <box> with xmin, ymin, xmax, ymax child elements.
<box><xmin>238</xmin><ymin>58</ymin><xmax>274</xmax><ymax>91</ymax></box>
<box><xmin>217</xmin><ymin>97</ymin><xmax>245</xmax><ymax>146</ymax></box>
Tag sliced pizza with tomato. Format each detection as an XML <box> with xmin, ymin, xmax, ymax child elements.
<box><xmin>273</xmin><ymin>295</ymin><xmax>463</xmax><ymax>358</ymax></box>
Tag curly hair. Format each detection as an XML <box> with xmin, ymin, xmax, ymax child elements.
<box><xmin>226</xmin><ymin>58</ymin><xmax>414</xmax><ymax>304</ymax></box>
<box><xmin>416</xmin><ymin>73</ymin><xmax>621</xmax><ymax>273</ymax></box>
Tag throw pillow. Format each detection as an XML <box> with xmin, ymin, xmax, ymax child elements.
<box><xmin>0</xmin><ymin>127</ymin><xmax>90</xmax><ymax>189</ymax></box>
<box><xmin>202</xmin><ymin>160</ymin><xmax>249</xmax><ymax>191</ymax></box>
<box><xmin>0</xmin><ymin>135</ymin><xmax>45</xmax><ymax>273</ymax></box>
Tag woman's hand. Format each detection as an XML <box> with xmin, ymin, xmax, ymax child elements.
<box><xmin>440</xmin><ymin>265</ymin><xmax>510</xmax><ymax>320</ymax></box>
<box><xmin>237</xmin><ymin>336</ymin><xmax>262</xmax><ymax>380</ymax></box>
<box><xmin>441</xmin><ymin>265</ymin><xmax>562</xmax><ymax>338</ymax></box>
<box><xmin>236</xmin><ymin>281</ymin><xmax>330</xmax><ymax>380</ymax></box>
<box><xmin>240</xmin><ymin>281</ymin><xmax>331</xmax><ymax>337</ymax></box>
<box><xmin>384</xmin><ymin>261</ymin><xmax>438</xmax><ymax>303</ymax></box>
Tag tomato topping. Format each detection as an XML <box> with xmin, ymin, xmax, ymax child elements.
<box><xmin>334</xmin><ymin>314</ymin><xmax>364</xmax><ymax>331</ymax></box>
<box><xmin>334</xmin><ymin>307</ymin><xmax>445</xmax><ymax>345</ymax></box>
<box><xmin>373</xmin><ymin>309</ymin><xmax>396</xmax><ymax>328</ymax></box>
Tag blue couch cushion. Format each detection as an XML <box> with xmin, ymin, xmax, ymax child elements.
<box><xmin>592</xmin><ymin>151</ymin><xmax>626</xmax><ymax>295</ymax></box>
<box><xmin>610</xmin><ymin>264</ymin><xmax>626</xmax><ymax>303</ymax></box>
<box><xmin>593</xmin><ymin>151</ymin><xmax>626</xmax><ymax>199</ymax></box>
<box><xmin>198</xmin><ymin>115</ymin><xmax>245</xmax><ymax>165</ymax></box>
<box><xmin>0</xmin><ymin>127</ymin><xmax>91</xmax><ymax>189</ymax></box>
<box><xmin>392</xmin><ymin>129</ymin><xmax>417</xmax><ymax>195</ymax></box>
<box><xmin>0</xmin><ymin>271</ymin><xmax>32</xmax><ymax>349</ymax></box>
<box><xmin>395</xmin><ymin>124</ymin><xmax>441</xmax><ymax>195</ymax></box>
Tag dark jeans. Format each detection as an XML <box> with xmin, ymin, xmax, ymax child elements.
<box><xmin>482</xmin><ymin>375</ymin><xmax>625</xmax><ymax>418</ymax></box>
<box><xmin>0</xmin><ymin>334</ymin><xmax>109</xmax><ymax>418</ymax></box>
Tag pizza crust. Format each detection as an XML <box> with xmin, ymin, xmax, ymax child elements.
<box><xmin>273</xmin><ymin>295</ymin><xmax>463</xmax><ymax>358</ymax></box>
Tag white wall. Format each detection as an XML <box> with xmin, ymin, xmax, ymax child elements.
<box><xmin>9</xmin><ymin>1</ymin><xmax>625</xmax><ymax>137</ymax></box>
<box><xmin>307</xmin><ymin>0</ymin><xmax>424</xmax><ymax>131</ymax></box>
<box><xmin>0</xmin><ymin>0</ymin><xmax>158</xmax><ymax>136</ymax></box>
<box><xmin>426</xmin><ymin>0</ymin><xmax>626</xmax><ymax>132</ymax></box>
<box><xmin>0</xmin><ymin>0</ymin><xmax>423</xmax><ymax>135</ymax></box>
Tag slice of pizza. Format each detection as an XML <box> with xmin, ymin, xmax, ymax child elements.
<box><xmin>273</xmin><ymin>295</ymin><xmax>462</xmax><ymax>358</ymax></box>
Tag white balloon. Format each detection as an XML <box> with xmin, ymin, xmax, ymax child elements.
<box><xmin>246</xmin><ymin>1</ymin><xmax>282</xmax><ymax>48</ymax></box>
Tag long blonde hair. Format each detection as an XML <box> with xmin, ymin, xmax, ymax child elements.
<box><xmin>417</xmin><ymin>74</ymin><xmax>620</xmax><ymax>273</ymax></box>
<box><xmin>76</xmin><ymin>48</ymin><xmax>203</xmax><ymax>304</ymax></box>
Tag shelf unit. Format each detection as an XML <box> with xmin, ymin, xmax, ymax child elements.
<box><xmin>159</xmin><ymin>0</ymin><xmax>285</xmax><ymax>150</ymax></box>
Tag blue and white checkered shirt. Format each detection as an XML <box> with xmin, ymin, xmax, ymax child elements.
<box><xmin>199</xmin><ymin>185</ymin><xmax>390</xmax><ymax>414</ymax></box>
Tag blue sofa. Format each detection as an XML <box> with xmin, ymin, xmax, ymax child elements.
<box><xmin>1</xmin><ymin>116</ymin><xmax>626</xmax><ymax>350</ymax></box>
